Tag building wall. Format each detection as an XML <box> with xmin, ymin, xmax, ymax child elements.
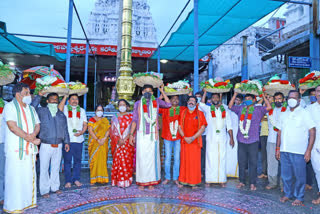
<box><xmin>210</xmin><ymin>27</ymin><xmax>285</xmax><ymax>81</ymax></box>
<box><xmin>87</xmin><ymin>0</ymin><xmax>158</xmax><ymax>48</ymax></box>
<box><xmin>283</xmin><ymin>1</ymin><xmax>310</xmax><ymax>35</ymax></box>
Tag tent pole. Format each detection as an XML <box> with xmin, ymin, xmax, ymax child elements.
<box><xmin>208</xmin><ymin>55</ymin><xmax>213</xmax><ymax>79</ymax></box>
<box><xmin>241</xmin><ymin>36</ymin><xmax>248</xmax><ymax>81</ymax></box>
<box><xmin>94</xmin><ymin>56</ymin><xmax>97</xmax><ymax>108</ymax></box>
<box><xmin>310</xmin><ymin>0</ymin><xmax>320</xmax><ymax>71</ymax></box>
<box><xmin>193</xmin><ymin>0</ymin><xmax>199</xmax><ymax>93</ymax></box>
<box><xmin>84</xmin><ymin>41</ymin><xmax>89</xmax><ymax>110</ymax></box>
<box><xmin>157</xmin><ymin>47</ymin><xmax>160</xmax><ymax>97</ymax></box>
<box><xmin>65</xmin><ymin>0</ymin><xmax>73</xmax><ymax>82</ymax></box>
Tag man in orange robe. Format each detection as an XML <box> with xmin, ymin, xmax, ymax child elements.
<box><xmin>178</xmin><ymin>96</ymin><xmax>207</xmax><ymax>188</ymax></box>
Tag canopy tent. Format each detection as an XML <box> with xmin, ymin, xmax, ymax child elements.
<box><xmin>0</xmin><ymin>22</ymin><xmax>67</xmax><ymax>61</ymax></box>
<box><xmin>151</xmin><ymin>0</ymin><xmax>284</xmax><ymax>61</ymax></box>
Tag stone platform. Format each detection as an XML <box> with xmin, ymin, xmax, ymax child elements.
<box><xmin>11</xmin><ymin>170</ymin><xmax>319</xmax><ymax>214</ymax></box>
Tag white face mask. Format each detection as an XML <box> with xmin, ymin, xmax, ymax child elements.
<box><xmin>288</xmin><ymin>98</ymin><xmax>298</xmax><ymax>108</ymax></box>
<box><xmin>96</xmin><ymin>111</ymin><xmax>103</xmax><ymax>117</ymax></box>
<box><xmin>119</xmin><ymin>106</ymin><xmax>127</xmax><ymax>113</ymax></box>
<box><xmin>22</xmin><ymin>96</ymin><xmax>32</xmax><ymax>105</ymax></box>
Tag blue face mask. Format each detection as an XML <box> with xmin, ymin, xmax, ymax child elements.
<box><xmin>244</xmin><ymin>100</ymin><xmax>253</xmax><ymax>106</ymax></box>
<box><xmin>188</xmin><ymin>105</ymin><xmax>196</xmax><ymax>111</ymax></box>
<box><xmin>310</xmin><ymin>95</ymin><xmax>317</xmax><ymax>103</ymax></box>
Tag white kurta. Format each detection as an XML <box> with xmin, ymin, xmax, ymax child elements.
<box><xmin>3</xmin><ymin>101</ymin><xmax>40</xmax><ymax>213</ymax></box>
<box><xmin>226</xmin><ymin>110</ymin><xmax>239</xmax><ymax>178</ymax></box>
<box><xmin>135</xmin><ymin>101</ymin><xmax>161</xmax><ymax>186</ymax></box>
<box><xmin>307</xmin><ymin>102</ymin><xmax>320</xmax><ymax>190</ymax></box>
<box><xmin>199</xmin><ymin>103</ymin><xmax>232</xmax><ymax>183</ymax></box>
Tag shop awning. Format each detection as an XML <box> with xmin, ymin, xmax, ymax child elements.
<box><xmin>152</xmin><ymin>0</ymin><xmax>284</xmax><ymax>61</ymax></box>
<box><xmin>0</xmin><ymin>23</ymin><xmax>67</xmax><ymax>61</ymax></box>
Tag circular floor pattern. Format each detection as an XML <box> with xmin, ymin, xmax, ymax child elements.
<box><xmin>59</xmin><ymin>197</ymin><xmax>246</xmax><ymax>214</ymax></box>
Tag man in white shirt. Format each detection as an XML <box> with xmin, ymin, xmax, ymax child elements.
<box><xmin>306</xmin><ymin>85</ymin><xmax>320</xmax><ymax>205</ymax></box>
<box><xmin>3</xmin><ymin>83</ymin><xmax>41</xmax><ymax>213</ymax></box>
<box><xmin>199</xmin><ymin>90</ymin><xmax>234</xmax><ymax>187</ymax></box>
<box><xmin>276</xmin><ymin>90</ymin><xmax>316</xmax><ymax>206</ymax></box>
<box><xmin>265</xmin><ymin>92</ymin><xmax>285</xmax><ymax>190</ymax></box>
<box><xmin>60</xmin><ymin>94</ymin><xmax>87</xmax><ymax>188</ymax></box>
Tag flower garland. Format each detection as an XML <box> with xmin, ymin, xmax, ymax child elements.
<box><xmin>0</xmin><ymin>98</ymin><xmax>4</xmax><ymax>114</ymax></box>
<box><xmin>211</xmin><ymin>105</ymin><xmax>226</xmax><ymax>134</ymax></box>
<box><xmin>142</xmin><ymin>95</ymin><xmax>157</xmax><ymax>126</ymax></box>
<box><xmin>170</xmin><ymin>120</ymin><xmax>179</xmax><ymax>139</ymax></box>
<box><xmin>169</xmin><ymin>106</ymin><xmax>180</xmax><ymax>117</ymax></box>
<box><xmin>268</xmin><ymin>102</ymin><xmax>287</xmax><ymax>131</ymax></box>
<box><xmin>169</xmin><ymin>106</ymin><xmax>180</xmax><ymax>138</ymax></box>
<box><xmin>239</xmin><ymin>106</ymin><xmax>255</xmax><ymax>138</ymax></box>
<box><xmin>67</xmin><ymin>104</ymin><xmax>81</xmax><ymax>133</ymax></box>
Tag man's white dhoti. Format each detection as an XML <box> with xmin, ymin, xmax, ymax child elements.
<box><xmin>135</xmin><ymin>100</ymin><xmax>161</xmax><ymax>186</ymax></box>
<box><xmin>226</xmin><ymin>110</ymin><xmax>239</xmax><ymax>178</ymax></box>
<box><xmin>3</xmin><ymin>100</ymin><xmax>40</xmax><ymax>213</ymax></box>
<box><xmin>199</xmin><ymin>103</ymin><xmax>232</xmax><ymax>183</ymax></box>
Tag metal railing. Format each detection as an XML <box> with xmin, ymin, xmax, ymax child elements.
<box><xmin>81</xmin><ymin>112</ymin><xmax>117</xmax><ymax>168</ymax></box>
<box><xmin>80</xmin><ymin>111</ymin><xmax>166</xmax><ymax>169</ymax></box>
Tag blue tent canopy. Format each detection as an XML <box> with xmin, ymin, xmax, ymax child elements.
<box><xmin>0</xmin><ymin>23</ymin><xmax>67</xmax><ymax>62</ymax></box>
<box><xmin>152</xmin><ymin>0</ymin><xmax>284</xmax><ymax>61</ymax></box>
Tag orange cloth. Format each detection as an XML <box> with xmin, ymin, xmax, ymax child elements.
<box><xmin>178</xmin><ymin>107</ymin><xmax>207</xmax><ymax>186</ymax></box>
<box><xmin>159</xmin><ymin>106</ymin><xmax>186</xmax><ymax>141</ymax></box>
<box><xmin>88</xmin><ymin>117</ymin><xmax>110</xmax><ymax>184</ymax></box>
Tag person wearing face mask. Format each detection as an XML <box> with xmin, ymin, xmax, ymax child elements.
<box><xmin>306</xmin><ymin>85</ymin><xmax>320</xmax><ymax>205</ymax></box>
<box><xmin>59</xmin><ymin>94</ymin><xmax>88</xmax><ymax>188</ymax></box>
<box><xmin>87</xmin><ymin>104</ymin><xmax>110</xmax><ymax>185</ymax></box>
<box><xmin>229</xmin><ymin>92</ymin><xmax>272</xmax><ymax>191</ymax></box>
<box><xmin>265</xmin><ymin>92</ymin><xmax>285</xmax><ymax>191</ymax></box>
<box><xmin>276</xmin><ymin>90</ymin><xmax>316</xmax><ymax>206</ymax></box>
<box><xmin>3</xmin><ymin>83</ymin><xmax>41</xmax><ymax>213</ymax></box>
<box><xmin>309</xmin><ymin>89</ymin><xmax>317</xmax><ymax>104</ymax></box>
<box><xmin>200</xmin><ymin>89</ymin><xmax>234</xmax><ymax>187</ymax></box>
<box><xmin>30</xmin><ymin>92</ymin><xmax>70</xmax><ymax>198</ymax></box>
<box><xmin>129</xmin><ymin>84</ymin><xmax>171</xmax><ymax>190</ymax></box>
<box><xmin>195</xmin><ymin>92</ymin><xmax>202</xmax><ymax>104</ymax></box>
<box><xmin>110</xmin><ymin>99</ymin><xmax>134</xmax><ymax>188</ymax></box>
<box><xmin>177</xmin><ymin>96</ymin><xmax>207</xmax><ymax>189</ymax></box>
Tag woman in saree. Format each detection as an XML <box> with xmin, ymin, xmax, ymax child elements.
<box><xmin>110</xmin><ymin>99</ymin><xmax>134</xmax><ymax>188</ymax></box>
<box><xmin>88</xmin><ymin>104</ymin><xmax>110</xmax><ymax>185</ymax></box>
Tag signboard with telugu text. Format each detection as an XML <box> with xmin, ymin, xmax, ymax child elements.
<box><xmin>288</xmin><ymin>56</ymin><xmax>311</xmax><ymax>68</ymax></box>
<box><xmin>35</xmin><ymin>41</ymin><xmax>156</xmax><ymax>58</ymax></box>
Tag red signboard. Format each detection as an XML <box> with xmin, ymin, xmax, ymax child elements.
<box><xmin>35</xmin><ymin>41</ymin><xmax>156</xmax><ymax>58</ymax></box>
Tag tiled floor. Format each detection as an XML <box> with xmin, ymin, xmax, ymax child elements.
<box><xmin>5</xmin><ymin>170</ymin><xmax>316</xmax><ymax>214</ymax></box>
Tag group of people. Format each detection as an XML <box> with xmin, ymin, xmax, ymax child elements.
<box><xmin>0</xmin><ymin>81</ymin><xmax>320</xmax><ymax>213</ymax></box>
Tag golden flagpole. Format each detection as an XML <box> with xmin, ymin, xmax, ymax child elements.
<box><xmin>116</xmin><ymin>0</ymin><xmax>135</xmax><ymax>101</ymax></box>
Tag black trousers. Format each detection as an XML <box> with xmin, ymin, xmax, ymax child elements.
<box><xmin>238</xmin><ymin>141</ymin><xmax>259</xmax><ymax>185</ymax></box>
